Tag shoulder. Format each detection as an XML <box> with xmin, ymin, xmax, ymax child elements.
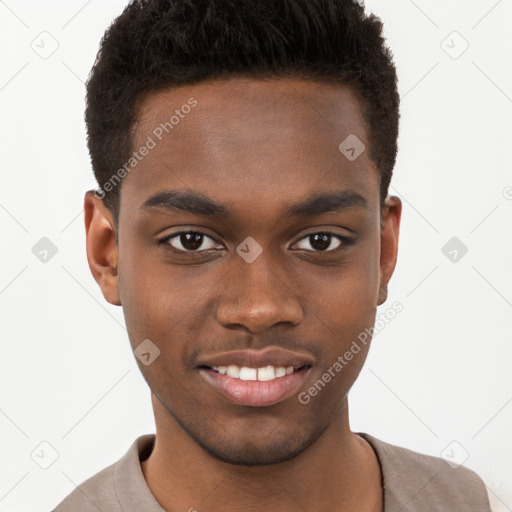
<box><xmin>359</xmin><ymin>433</ymin><xmax>492</xmax><ymax>512</ymax></box>
<box><xmin>51</xmin><ymin>434</ymin><xmax>156</xmax><ymax>512</ymax></box>
<box><xmin>51</xmin><ymin>462</ymin><xmax>120</xmax><ymax>512</ymax></box>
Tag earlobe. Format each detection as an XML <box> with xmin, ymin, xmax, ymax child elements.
<box><xmin>377</xmin><ymin>195</ymin><xmax>402</xmax><ymax>306</ymax></box>
<box><xmin>84</xmin><ymin>190</ymin><xmax>121</xmax><ymax>306</ymax></box>
<box><xmin>378</xmin><ymin>284</ymin><xmax>388</xmax><ymax>306</ymax></box>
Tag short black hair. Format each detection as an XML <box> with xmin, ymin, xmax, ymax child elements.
<box><xmin>85</xmin><ymin>0</ymin><xmax>400</xmax><ymax>224</ymax></box>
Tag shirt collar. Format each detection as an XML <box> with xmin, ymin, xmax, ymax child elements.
<box><xmin>114</xmin><ymin>433</ymin><xmax>391</xmax><ymax>511</ymax></box>
<box><xmin>114</xmin><ymin>434</ymin><xmax>166</xmax><ymax>512</ymax></box>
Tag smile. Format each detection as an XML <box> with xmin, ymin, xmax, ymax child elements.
<box><xmin>199</xmin><ymin>365</ymin><xmax>311</xmax><ymax>407</ymax></box>
<box><xmin>196</xmin><ymin>347</ymin><xmax>315</xmax><ymax>407</ymax></box>
<box><xmin>211</xmin><ymin>364</ymin><xmax>297</xmax><ymax>381</ymax></box>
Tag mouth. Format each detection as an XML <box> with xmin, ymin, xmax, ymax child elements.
<box><xmin>207</xmin><ymin>363</ymin><xmax>307</xmax><ymax>381</ymax></box>
<box><xmin>198</xmin><ymin>363</ymin><xmax>312</xmax><ymax>407</ymax></box>
<box><xmin>196</xmin><ymin>347</ymin><xmax>315</xmax><ymax>407</ymax></box>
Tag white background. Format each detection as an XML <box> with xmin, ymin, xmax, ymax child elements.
<box><xmin>0</xmin><ymin>1</ymin><xmax>511</xmax><ymax>510</ymax></box>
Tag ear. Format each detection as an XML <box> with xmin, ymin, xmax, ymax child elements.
<box><xmin>84</xmin><ymin>190</ymin><xmax>121</xmax><ymax>306</ymax></box>
<box><xmin>377</xmin><ymin>195</ymin><xmax>402</xmax><ymax>306</ymax></box>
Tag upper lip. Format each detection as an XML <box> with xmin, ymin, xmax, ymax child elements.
<box><xmin>196</xmin><ymin>346</ymin><xmax>315</xmax><ymax>369</ymax></box>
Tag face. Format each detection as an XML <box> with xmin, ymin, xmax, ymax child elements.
<box><xmin>85</xmin><ymin>77</ymin><xmax>401</xmax><ymax>466</ymax></box>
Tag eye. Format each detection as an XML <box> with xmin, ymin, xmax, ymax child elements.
<box><xmin>158</xmin><ymin>230</ymin><xmax>354</xmax><ymax>254</ymax></box>
<box><xmin>292</xmin><ymin>232</ymin><xmax>352</xmax><ymax>252</ymax></box>
<box><xmin>159</xmin><ymin>231</ymin><xmax>222</xmax><ymax>252</ymax></box>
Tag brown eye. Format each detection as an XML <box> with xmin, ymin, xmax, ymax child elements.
<box><xmin>293</xmin><ymin>232</ymin><xmax>353</xmax><ymax>252</ymax></box>
<box><xmin>160</xmin><ymin>232</ymin><xmax>221</xmax><ymax>252</ymax></box>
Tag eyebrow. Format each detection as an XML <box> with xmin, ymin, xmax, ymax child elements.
<box><xmin>139</xmin><ymin>188</ymin><xmax>368</xmax><ymax>217</ymax></box>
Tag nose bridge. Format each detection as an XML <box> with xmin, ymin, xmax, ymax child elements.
<box><xmin>215</xmin><ymin>244</ymin><xmax>303</xmax><ymax>333</ymax></box>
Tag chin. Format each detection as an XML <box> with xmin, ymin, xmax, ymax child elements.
<box><xmin>196</xmin><ymin>435</ymin><xmax>313</xmax><ymax>466</ymax></box>
<box><xmin>184</xmin><ymin>415</ymin><xmax>330</xmax><ymax>466</ymax></box>
<box><xmin>153</xmin><ymin>383</ymin><xmax>335</xmax><ymax>466</ymax></box>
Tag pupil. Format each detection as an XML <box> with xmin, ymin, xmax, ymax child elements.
<box><xmin>311</xmin><ymin>233</ymin><xmax>331</xmax><ymax>251</ymax></box>
<box><xmin>181</xmin><ymin>233</ymin><xmax>203</xmax><ymax>250</ymax></box>
<box><xmin>178</xmin><ymin>233</ymin><xmax>333</xmax><ymax>251</ymax></box>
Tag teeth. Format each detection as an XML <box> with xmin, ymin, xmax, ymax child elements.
<box><xmin>239</xmin><ymin>367</ymin><xmax>257</xmax><ymax>380</ymax></box>
<box><xmin>211</xmin><ymin>364</ymin><xmax>300</xmax><ymax>381</ymax></box>
<box><xmin>226</xmin><ymin>365</ymin><xmax>240</xmax><ymax>378</ymax></box>
<box><xmin>257</xmin><ymin>365</ymin><xmax>275</xmax><ymax>381</ymax></box>
<box><xmin>275</xmin><ymin>367</ymin><xmax>286</xmax><ymax>377</ymax></box>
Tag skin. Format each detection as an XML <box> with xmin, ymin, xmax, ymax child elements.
<box><xmin>84</xmin><ymin>76</ymin><xmax>401</xmax><ymax>512</ymax></box>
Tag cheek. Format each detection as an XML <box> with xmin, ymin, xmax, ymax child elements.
<box><xmin>119</xmin><ymin>269</ymin><xmax>196</xmax><ymax>343</ymax></box>
<box><xmin>308</xmin><ymin>236</ymin><xmax>381</xmax><ymax>322</ymax></box>
<box><xmin>117</xmin><ymin>245</ymin><xmax>212</xmax><ymax>368</ymax></box>
<box><xmin>299</xmin><ymin>238</ymin><xmax>381</xmax><ymax>381</ymax></box>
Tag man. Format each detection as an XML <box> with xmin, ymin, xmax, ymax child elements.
<box><xmin>53</xmin><ymin>0</ymin><xmax>492</xmax><ymax>510</ymax></box>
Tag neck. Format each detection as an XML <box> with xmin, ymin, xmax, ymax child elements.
<box><xmin>141</xmin><ymin>394</ymin><xmax>382</xmax><ymax>512</ymax></box>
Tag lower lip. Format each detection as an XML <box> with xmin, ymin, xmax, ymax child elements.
<box><xmin>199</xmin><ymin>367</ymin><xmax>311</xmax><ymax>407</ymax></box>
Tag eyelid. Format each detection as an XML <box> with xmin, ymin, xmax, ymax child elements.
<box><xmin>158</xmin><ymin>229</ymin><xmax>353</xmax><ymax>253</ymax></box>
<box><xmin>158</xmin><ymin>230</ymin><xmax>222</xmax><ymax>251</ymax></box>
<box><xmin>290</xmin><ymin>231</ymin><xmax>353</xmax><ymax>252</ymax></box>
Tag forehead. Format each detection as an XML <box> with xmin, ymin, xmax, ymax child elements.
<box><xmin>122</xmin><ymin>77</ymin><xmax>378</xmax><ymax>217</ymax></box>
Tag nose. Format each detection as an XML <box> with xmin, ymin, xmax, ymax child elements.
<box><xmin>215</xmin><ymin>250</ymin><xmax>303</xmax><ymax>334</ymax></box>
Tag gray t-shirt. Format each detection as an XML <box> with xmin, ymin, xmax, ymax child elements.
<box><xmin>52</xmin><ymin>432</ymin><xmax>492</xmax><ymax>511</ymax></box>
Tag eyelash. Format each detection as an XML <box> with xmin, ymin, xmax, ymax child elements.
<box><xmin>157</xmin><ymin>230</ymin><xmax>354</xmax><ymax>254</ymax></box>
